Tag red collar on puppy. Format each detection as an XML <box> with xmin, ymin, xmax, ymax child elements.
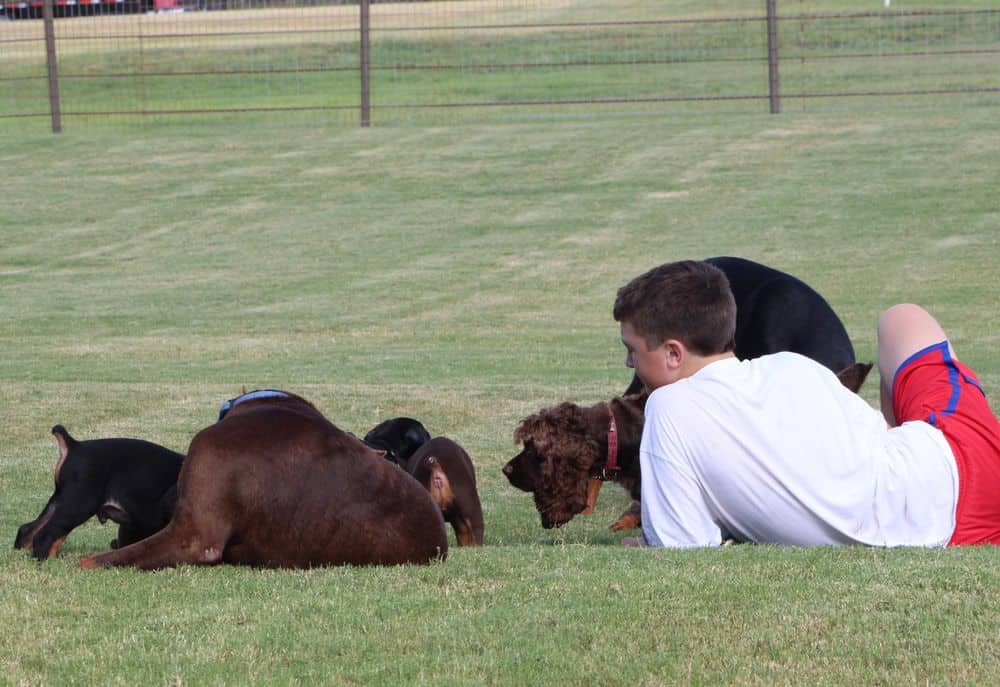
<box><xmin>601</xmin><ymin>408</ymin><xmax>620</xmax><ymax>480</ymax></box>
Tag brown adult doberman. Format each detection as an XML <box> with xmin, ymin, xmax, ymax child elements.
<box><xmin>79</xmin><ymin>391</ymin><xmax>447</xmax><ymax>570</ymax></box>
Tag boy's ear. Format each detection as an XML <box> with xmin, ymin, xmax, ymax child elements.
<box><xmin>662</xmin><ymin>339</ymin><xmax>686</xmax><ymax>368</ymax></box>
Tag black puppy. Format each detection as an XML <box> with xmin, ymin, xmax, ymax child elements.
<box><xmin>14</xmin><ymin>425</ymin><xmax>183</xmax><ymax>561</ymax></box>
<box><xmin>624</xmin><ymin>256</ymin><xmax>870</xmax><ymax>394</ymax></box>
<box><xmin>363</xmin><ymin>417</ymin><xmax>431</xmax><ymax>469</ymax></box>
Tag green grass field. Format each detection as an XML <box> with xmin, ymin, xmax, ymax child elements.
<box><xmin>3</xmin><ymin>2</ymin><xmax>1000</xmax><ymax>677</ymax></box>
<box><xmin>2</xmin><ymin>101</ymin><xmax>998</xmax><ymax>684</ymax></box>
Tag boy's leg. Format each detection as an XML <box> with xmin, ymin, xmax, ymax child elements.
<box><xmin>879</xmin><ymin>304</ymin><xmax>1000</xmax><ymax>545</ymax></box>
<box><xmin>876</xmin><ymin>303</ymin><xmax>954</xmax><ymax>426</ymax></box>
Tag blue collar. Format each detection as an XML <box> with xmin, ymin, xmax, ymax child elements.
<box><xmin>217</xmin><ymin>389</ymin><xmax>290</xmax><ymax>421</ymax></box>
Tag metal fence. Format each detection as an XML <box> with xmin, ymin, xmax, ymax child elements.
<box><xmin>3</xmin><ymin>0</ymin><xmax>999</xmax><ymax>132</ymax></box>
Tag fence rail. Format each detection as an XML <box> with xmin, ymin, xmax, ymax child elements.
<box><xmin>2</xmin><ymin>0</ymin><xmax>998</xmax><ymax>131</ymax></box>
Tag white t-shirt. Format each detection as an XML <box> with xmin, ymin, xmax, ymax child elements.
<box><xmin>640</xmin><ymin>352</ymin><xmax>958</xmax><ymax>548</ymax></box>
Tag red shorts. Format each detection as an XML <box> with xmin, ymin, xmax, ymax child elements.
<box><xmin>893</xmin><ymin>341</ymin><xmax>1000</xmax><ymax>545</ymax></box>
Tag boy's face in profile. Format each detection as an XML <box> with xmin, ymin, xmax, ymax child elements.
<box><xmin>620</xmin><ymin>320</ymin><xmax>674</xmax><ymax>390</ymax></box>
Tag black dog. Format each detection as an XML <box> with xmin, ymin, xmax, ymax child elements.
<box><xmin>363</xmin><ymin>417</ymin><xmax>432</xmax><ymax>469</ymax></box>
<box><xmin>624</xmin><ymin>256</ymin><xmax>869</xmax><ymax>395</ymax></box>
<box><xmin>14</xmin><ymin>425</ymin><xmax>184</xmax><ymax>561</ymax></box>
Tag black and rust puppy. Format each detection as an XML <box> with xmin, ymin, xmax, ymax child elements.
<box><xmin>406</xmin><ymin>437</ymin><xmax>484</xmax><ymax>547</ymax></box>
<box><xmin>363</xmin><ymin>417</ymin><xmax>432</xmax><ymax>469</ymax></box>
<box><xmin>14</xmin><ymin>425</ymin><xmax>184</xmax><ymax>561</ymax></box>
<box><xmin>79</xmin><ymin>390</ymin><xmax>447</xmax><ymax>570</ymax></box>
<box><xmin>624</xmin><ymin>256</ymin><xmax>871</xmax><ymax>395</ymax></box>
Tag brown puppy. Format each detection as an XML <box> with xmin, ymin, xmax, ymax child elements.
<box><xmin>406</xmin><ymin>437</ymin><xmax>484</xmax><ymax>547</ymax></box>
<box><xmin>79</xmin><ymin>391</ymin><xmax>447</xmax><ymax>570</ymax></box>
<box><xmin>504</xmin><ymin>394</ymin><xmax>647</xmax><ymax>530</ymax></box>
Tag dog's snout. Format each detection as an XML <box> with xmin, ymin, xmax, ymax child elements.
<box><xmin>502</xmin><ymin>462</ymin><xmax>512</xmax><ymax>476</ymax></box>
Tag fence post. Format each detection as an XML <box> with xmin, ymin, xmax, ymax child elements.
<box><xmin>766</xmin><ymin>0</ymin><xmax>780</xmax><ymax>114</ymax></box>
<box><xmin>43</xmin><ymin>0</ymin><xmax>62</xmax><ymax>133</ymax></box>
<box><xmin>360</xmin><ymin>0</ymin><xmax>371</xmax><ymax>127</ymax></box>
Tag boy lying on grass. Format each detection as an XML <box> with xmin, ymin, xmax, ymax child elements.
<box><xmin>614</xmin><ymin>260</ymin><xmax>1000</xmax><ymax>548</ymax></box>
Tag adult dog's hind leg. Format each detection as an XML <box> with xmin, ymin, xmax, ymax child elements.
<box><xmin>79</xmin><ymin>514</ymin><xmax>231</xmax><ymax>570</ymax></box>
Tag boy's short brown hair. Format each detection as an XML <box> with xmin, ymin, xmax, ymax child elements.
<box><xmin>613</xmin><ymin>260</ymin><xmax>737</xmax><ymax>355</ymax></box>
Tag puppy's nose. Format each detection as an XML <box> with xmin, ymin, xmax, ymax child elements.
<box><xmin>502</xmin><ymin>463</ymin><xmax>512</xmax><ymax>476</ymax></box>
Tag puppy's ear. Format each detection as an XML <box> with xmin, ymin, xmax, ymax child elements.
<box><xmin>530</xmin><ymin>405</ymin><xmax>602</xmax><ymax>527</ymax></box>
<box><xmin>513</xmin><ymin>413</ymin><xmax>544</xmax><ymax>445</ymax></box>
<box><xmin>406</xmin><ymin>423</ymin><xmax>431</xmax><ymax>446</ymax></box>
<box><xmin>536</xmin><ymin>407</ymin><xmax>600</xmax><ymax>479</ymax></box>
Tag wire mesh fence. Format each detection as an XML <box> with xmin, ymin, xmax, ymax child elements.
<box><xmin>2</xmin><ymin>0</ymin><xmax>998</xmax><ymax>131</ymax></box>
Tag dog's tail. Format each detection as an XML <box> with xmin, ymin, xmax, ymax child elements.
<box><xmin>836</xmin><ymin>362</ymin><xmax>874</xmax><ymax>394</ymax></box>
<box><xmin>50</xmin><ymin>424</ymin><xmax>76</xmax><ymax>444</ymax></box>
<box><xmin>50</xmin><ymin>425</ymin><xmax>78</xmax><ymax>486</ymax></box>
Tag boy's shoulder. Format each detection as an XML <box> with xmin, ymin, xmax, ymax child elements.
<box><xmin>650</xmin><ymin>352</ymin><xmax>832</xmax><ymax>407</ymax></box>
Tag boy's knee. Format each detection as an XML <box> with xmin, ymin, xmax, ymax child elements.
<box><xmin>877</xmin><ymin>303</ymin><xmax>925</xmax><ymax>337</ymax></box>
<box><xmin>877</xmin><ymin>303</ymin><xmax>952</xmax><ymax>378</ymax></box>
<box><xmin>877</xmin><ymin>304</ymin><xmax>946</xmax><ymax>351</ymax></box>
